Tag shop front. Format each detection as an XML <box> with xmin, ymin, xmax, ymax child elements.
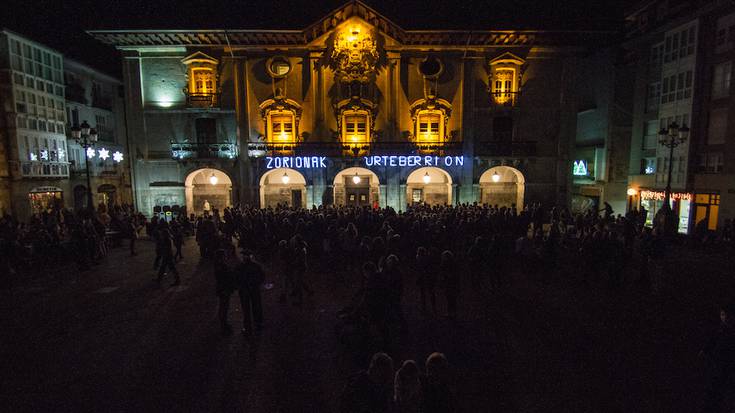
<box><xmin>639</xmin><ymin>189</ymin><xmax>692</xmax><ymax>234</ymax></box>
<box><xmin>28</xmin><ymin>186</ymin><xmax>64</xmax><ymax>214</ymax></box>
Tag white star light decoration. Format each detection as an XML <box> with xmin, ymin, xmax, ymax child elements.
<box><xmin>98</xmin><ymin>148</ymin><xmax>110</xmax><ymax>160</ymax></box>
<box><xmin>30</xmin><ymin>152</ymin><xmax>38</xmax><ymax>161</ymax></box>
<box><xmin>58</xmin><ymin>148</ymin><xmax>65</xmax><ymax>161</ymax></box>
<box><xmin>112</xmin><ymin>151</ymin><xmax>124</xmax><ymax>163</ymax></box>
<box><xmin>40</xmin><ymin>149</ymin><xmax>49</xmax><ymax>161</ymax></box>
<box><xmin>86</xmin><ymin>147</ymin><xmax>96</xmax><ymax>158</ymax></box>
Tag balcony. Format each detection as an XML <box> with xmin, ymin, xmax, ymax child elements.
<box><xmin>489</xmin><ymin>92</ymin><xmax>520</xmax><ymax>108</ymax></box>
<box><xmin>185</xmin><ymin>92</ymin><xmax>219</xmax><ymax>109</ymax></box>
<box><xmin>171</xmin><ymin>141</ymin><xmax>238</xmax><ymax>160</ymax></box>
<box><xmin>21</xmin><ymin>161</ymin><xmax>69</xmax><ymax>178</ymax></box>
<box><xmin>92</xmin><ymin>93</ymin><xmax>113</xmax><ymax>111</ymax></box>
<box><xmin>247</xmin><ymin>141</ymin><xmax>464</xmax><ymax>158</ymax></box>
<box><xmin>476</xmin><ymin>141</ymin><xmax>537</xmax><ymax>157</ymax></box>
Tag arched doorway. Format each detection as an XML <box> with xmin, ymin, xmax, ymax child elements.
<box><xmin>185</xmin><ymin>168</ymin><xmax>232</xmax><ymax>215</ymax></box>
<box><xmin>73</xmin><ymin>185</ymin><xmax>87</xmax><ymax>210</ymax></box>
<box><xmin>479</xmin><ymin>166</ymin><xmax>525</xmax><ymax>209</ymax></box>
<box><xmin>406</xmin><ymin>167</ymin><xmax>452</xmax><ymax>206</ymax></box>
<box><xmin>259</xmin><ymin>168</ymin><xmax>306</xmax><ymax>208</ymax></box>
<box><xmin>97</xmin><ymin>184</ymin><xmax>117</xmax><ymax>207</ymax></box>
<box><xmin>333</xmin><ymin>167</ymin><xmax>380</xmax><ymax>207</ymax></box>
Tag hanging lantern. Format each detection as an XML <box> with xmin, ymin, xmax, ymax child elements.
<box><xmin>492</xmin><ymin>171</ymin><xmax>500</xmax><ymax>183</ymax></box>
<box><xmin>422</xmin><ymin>172</ymin><xmax>431</xmax><ymax>184</ymax></box>
<box><xmin>209</xmin><ymin>173</ymin><xmax>218</xmax><ymax>186</ymax></box>
<box><xmin>352</xmin><ymin>172</ymin><xmax>361</xmax><ymax>184</ymax></box>
<box><xmin>282</xmin><ymin>172</ymin><xmax>290</xmax><ymax>184</ymax></box>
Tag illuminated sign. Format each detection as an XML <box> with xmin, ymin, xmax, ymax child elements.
<box><xmin>640</xmin><ymin>190</ymin><xmax>692</xmax><ymax>201</ymax></box>
<box><xmin>573</xmin><ymin>160</ymin><xmax>588</xmax><ymax>176</ymax></box>
<box><xmin>265</xmin><ymin>155</ymin><xmax>466</xmax><ymax>169</ymax></box>
<box><xmin>266</xmin><ymin>156</ymin><xmax>328</xmax><ymax>169</ymax></box>
<box><xmin>364</xmin><ymin>155</ymin><xmax>464</xmax><ymax>167</ymax></box>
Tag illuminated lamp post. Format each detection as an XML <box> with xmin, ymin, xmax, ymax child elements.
<box><xmin>71</xmin><ymin>120</ymin><xmax>98</xmax><ymax>211</ymax></box>
<box><xmin>654</xmin><ymin>121</ymin><xmax>689</xmax><ymax>235</ymax></box>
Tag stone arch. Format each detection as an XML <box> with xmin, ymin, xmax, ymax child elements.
<box><xmin>406</xmin><ymin>167</ymin><xmax>453</xmax><ymax>206</ymax></box>
<box><xmin>259</xmin><ymin>168</ymin><xmax>307</xmax><ymax>208</ymax></box>
<box><xmin>184</xmin><ymin>168</ymin><xmax>233</xmax><ymax>215</ymax></box>
<box><xmin>479</xmin><ymin>166</ymin><xmax>525</xmax><ymax>209</ymax></box>
<box><xmin>333</xmin><ymin>167</ymin><xmax>380</xmax><ymax>207</ymax></box>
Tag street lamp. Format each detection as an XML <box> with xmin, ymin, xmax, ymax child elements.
<box><xmin>655</xmin><ymin>121</ymin><xmax>689</xmax><ymax>235</ymax></box>
<box><xmin>71</xmin><ymin>120</ymin><xmax>98</xmax><ymax>211</ymax></box>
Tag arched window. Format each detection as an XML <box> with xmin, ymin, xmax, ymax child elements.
<box><xmin>416</xmin><ymin>110</ymin><xmax>443</xmax><ymax>143</ymax></box>
<box><xmin>489</xmin><ymin>53</ymin><xmax>525</xmax><ymax>106</ymax></box>
<box><xmin>181</xmin><ymin>52</ymin><xmax>219</xmax><ymax>108</ymax></box>
<box><xmin>268</xmin><ymin>111</ymin><xmax>296</xmax><ymax>142</ymax></box>
<box><xmin>342</xmin><ymin>111</ymin><xmax>369</xmax><ymax>144</ymax></box>
<box><xmin>409</xmin><ymin>96</ymin><xmax>452</xmax><ymax>152</ymax></box>
<box><xmin>259</xmin><ymin>97</ymin><xmax>303</xmax><ymax>154</ymax></box>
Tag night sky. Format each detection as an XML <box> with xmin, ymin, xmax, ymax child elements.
<box><xmin>0</xmin><ymin>0</ymin><xmax>637</xmax><ymax>77</ymax></box>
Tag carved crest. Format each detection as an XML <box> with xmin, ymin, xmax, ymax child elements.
<box><xmin>325</xmin><ymin>26</ymin><xmax>382</xmax><ymax>83</ymax></box>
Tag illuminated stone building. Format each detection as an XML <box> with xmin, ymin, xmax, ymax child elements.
<box><xmin>624</xmin><ymin>0</ymin><xmax>735</xmax><ymax>233</ymax></box>
<box><xmin>90</xmin><ymin>1</ymin><xmax>615</xmax><ymax>215</ymax></box>
<box><xmin>0</xmin><ymin>30</ymin><xmax>68</xmax><ymax>218</ymax></box>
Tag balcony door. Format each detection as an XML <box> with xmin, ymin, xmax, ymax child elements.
<box><xmin>195</xmin><ymin>118</ymin><xmax>217</xmax><ymax>144</ymax></box>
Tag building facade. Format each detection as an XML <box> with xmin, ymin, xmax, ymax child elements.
<box><xmin>64</xmin><ymin>59</ymin><xmax>132</xmax><ymax>210</ymax></box>
<box><xmin>625</xmin><ymin>0</ymin><xmax>735</xmax><ymax>233</ymax></box>
<box><xmin>0</xmin><ymin>30</ymin><xmax>69</xmax><ymax>219</ymax></box>
<box><xmin>91</xmin><ymin>1</ymin><xmax>615</xmax><ymax>216</ymax></box>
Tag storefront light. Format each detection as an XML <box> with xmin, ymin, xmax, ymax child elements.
<box><xmin>422</xmin><ymin>172</ymin><xmax>431</xmax><ymax>184</ymax></box>
<box><xmin>353</xmin><ymin>173</ymin><xmax>362</xmax><ymax>184</ymax></box>
<box><xmin>627</xmin><ymin>188</ymin><xmax>638</xmax><ymax>197</ymax></box>
<box><xmin>209</xmin><ymin>173</ymin><xmax>218</xmax><ymax>186</ymax></box>
<box><xmin>281</xmin><ymin>172</ymin><xmax>290</xmax><ymax>184</ymax></box>
<box><xmin>492</xmin><ymin>171</ymin><xmax>500</xmax><ymax>182</ymax></box>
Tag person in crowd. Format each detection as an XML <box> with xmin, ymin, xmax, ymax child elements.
<box><xmin>213</xmin><ymin>240</ymin><xmax>238</xmax><ymax>335</ymax></box>
<box><xmin>339</xmin><ymin>352</ymin><xmax>395</xmax><ymax>413</ymax></box>
<box><xmin>155</xmin><ymin>221</ymin><xmax>180</xmax><ymax>286</ymax></box>
<box><xmin>394</xmin><ymin>359</ymin><xmax>421</xmax><ymax>413</ymax></box>
<box><xmin>290</xmin><ymin>233</ymin><xmax>313</xmax><ymax>305</ymax></box>
<box><xmin>700</xmin><ymin>302</ymin><xmax>735</xmax><ymax>413</ymax></box>
<box><xmin>276</xmin><ymin>239</ymin><xmax>294</xmax><ymax>303</ymax></box>
<box><xmin>439</xmin><ymin>250</ymin><xmax>459</xmax><ymax>319</ymax></box>
<box><xmin>237</xmin><ymin>249</ymin><xmax>266</xmax><ymax>335</ymax></box>
<box><xmin>171</xmin><ymin>220</ymin><xmax>184</xmax><ymax>261</ymax></box>
<box><xmin>415</xmin><ymin>246</ymin><xmax>437</xmax><ymax>317</ymax></box>
<box><xmin>420</xmin><ymin>352</ymin><xmax>455</xmax><ymax>413</ymax></box>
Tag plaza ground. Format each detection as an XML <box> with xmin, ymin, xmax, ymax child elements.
<box><xmin>1</xmin><ymin>238</ymin><xmax>734</xmax><ymax>412</ymax></box>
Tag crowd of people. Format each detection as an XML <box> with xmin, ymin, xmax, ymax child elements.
<box><xmin>3</xmin><ymin>200</ymin><xmax>735</xmax><ymax>411</ymax></box>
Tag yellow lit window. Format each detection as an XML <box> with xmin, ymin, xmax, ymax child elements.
<box><xmin>192</xmin><ymin>69</ymin><xmax>215</xmax><ymax>95</ymax></box>
<box><xmin>270</xmin><ymin>113</ymin><xmax>294</xmax><ymax>142</ymax></box>
<box><xmin>493</xmin><ymin>69</ymin><xmax>514</xmax><ymax>100</ymax></box>
<box><xmin>417</xmin><ymin>113</ymin><xmax>441</xmax><ymax>142</ymax></box>
<box><xmin>344</xmin><ymin>114</ymin><xmax>368</xmax><ymax>142</ymax></box>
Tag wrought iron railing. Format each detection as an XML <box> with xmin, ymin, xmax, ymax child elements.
<box><xmin>171</xmin><ymin>141</ymin><xmax>238</xmax><ymax>159</ymax></box>
<box><xmin>246</xmin><ymin>141</ymin><xmax>464</xmax><ymax>157</ymax></box>
<box><xmin>475</xmin><ymin>141</ymin><xmax>537</xmax><ymax>157</ymax></box>
<box><xmin>21</xmin><ymin>161</ymin><xmax>69</xmax><ymax>178</ymax></box>
<box><xmin>489</xmin><ymin>92</ymin><xmax>520</xmax><ymax>107</ymax></box>
<box><xmin>185</xmin><ymin>92</ymin><xmax>219</xmax><ymax>108</ymax></box>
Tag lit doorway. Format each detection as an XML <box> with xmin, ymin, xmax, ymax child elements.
<box><xmin>406</xmin><ymin>167</ymin><xmax>452</xmax><ymax>206</ymax></box>
<box><xmin>479</xmin><ymin>166</ymin><xmax>525</xmax><ymax>209</ymax></box>
<box><xmin>185</xmin><ymin>168</ymin><xmax>233</xmax><ymax>215</ymax></box>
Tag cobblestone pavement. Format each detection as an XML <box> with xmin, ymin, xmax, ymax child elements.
<box><xmin>1</xmin><ymin>239</ymin><xmax>734</xmax><ymax>412</ymax></box>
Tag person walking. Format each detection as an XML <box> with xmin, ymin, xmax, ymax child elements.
<box><xmin>155</xmin><ymin>221</ymin><xmax>180</xmax><ymax>286</ymax></box>
<box><xmin>237</xmin><ymin>249</ymin><xmax>265</xmax><ymax>335</ymax></box>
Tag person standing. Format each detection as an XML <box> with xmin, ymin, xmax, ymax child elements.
<box><xmin>420</xmin><ymin>352</ymin><xmax>455</xmax><ymax>413</ymax></box>
<box><xmin>156</xmin><ymin>221</ymin><xmax>180</xmax><ymax>286</ymax></box>
<box><xmin>290</xmin><ymin>234</ymin><xmax>313</xmax><ymax>305</ymax></box>
<box><xmin>171</xmin><ymin>220</ymin><xmax>184</xmax><ymax>261</ymax></box>
<box><xmin>213</xmin><ymin>242</ymin><xmax>238</xmax><ymax>335</ymax></box>
<box><xmin>439</xmin><ymin>250</ymin><xmax>459</xmax><ymax>320</ymax></box>
<box><xmin>416</xmin><ymin>246</ymin><xmax>437</xmax><ymax>317</ymax></box>
<box><xmin>700</xmin><ymin>303</ymin><xmax>735</xmax><ymax>413</ymax></box>
<box><xmin>339</xmin><ymin>352</ymin><xmax>395</xmax><ymax>413</ymax></box>
<box><xmin>237</xmin><ymin>249</ymin><xmax>265</xmax><ymax>335</ymax></box>
<box><xmin>394</xmin><ymin>359</ymin><xmax>421</xmax><ymax>413</ymax></box>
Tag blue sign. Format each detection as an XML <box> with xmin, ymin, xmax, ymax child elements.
<box><xmin>266</xmin><ymin>156</ymin><xmax>328</xmax><ymax>169</ymax></box>
<box><xmin>364</xmin><ymin>155</ymin><xmax>464</xmax><ymax>168</ymax></box>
